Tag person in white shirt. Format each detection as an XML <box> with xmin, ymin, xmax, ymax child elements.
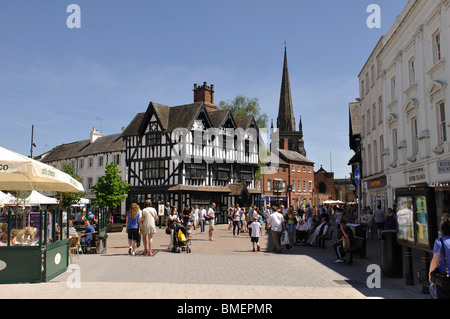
<box><xmin>193</xmin><ymin>205</ymin><xmax>200</xmax><ymax>231</ymax></box>
<box><xmin>295</xmin><ymin>218</ymin><xmax>309</xmax><ymax>244</ymax></box>
<box><xmin>207</xmin><ymin>203</ymin><xmax>216</xmax><ymax>241</ymax></box>
<box><xmin>248</xmin><ymin>216</ymin><xmax>262</xmax><ymax>252</ymax></box>
<box><xmin>267</xmin><ymin>208</ymin><xmax>285</xmax><ymax>253</ymax></box>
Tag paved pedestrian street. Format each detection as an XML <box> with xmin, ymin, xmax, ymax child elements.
<box><xmin>0</xmin><ymin>224</ymin><xmax>427</xmax><ymax>300</ymax></box>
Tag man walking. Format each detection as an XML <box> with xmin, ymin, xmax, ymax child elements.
<box><xmin>267</xmin><ymin>207</ymin><xmax>285</xmax><ymax>253</ymax></box>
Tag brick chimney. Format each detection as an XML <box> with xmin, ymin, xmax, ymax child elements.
<box><xmin>194</xmin><ymin>82</ymin><xmax>217</xmax><ymax>112</ymax></box>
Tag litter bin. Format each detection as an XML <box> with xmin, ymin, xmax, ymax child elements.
<box><xmin>347</xmin><ymin>223</ymin><xmax>367</xmax><ymax>257</ymax></box>
<box><xmin>381</xmin><ymin>230</ymin><xmax>403</xmax><ymax>278</ymax></box>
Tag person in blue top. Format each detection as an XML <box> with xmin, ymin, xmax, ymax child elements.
<box><xmin>81</xmin><ymin>220</ymin><xmax>96</xmax><ymax>252</ymax></box>
<box><xmin>429</xmin><ymin>216</ymin><xmax>450</xmax><ymax>299</ymax></box>
<box><xmin>126</xmin><ymin>203</ymin><xmax>142</xmax><ymax>256</ymax></box>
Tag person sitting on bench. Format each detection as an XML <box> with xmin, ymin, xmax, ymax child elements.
<box><xmin>332</xmin><ymin>219</ymin><xmax>354</xmax><ymax>263</ymax></box>
<box><xmin>307</xmin><ymin>216</ymin><xmax>329</xmax><ymax>246</ymax></box>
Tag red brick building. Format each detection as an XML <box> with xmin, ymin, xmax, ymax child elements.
<box><xmin>314</xmin><ymin>166</ymin><xmax>336</xmax><ymax>207</ymax></box>
<box><xmin>257</xmin><ymin>140</ymin><xmax>314</xmax><ymax>208</ymax></box>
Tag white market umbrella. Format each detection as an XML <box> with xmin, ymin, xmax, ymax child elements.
<box><xmin>323</xmin><ymin>200</ymin><xmax>344</xmax><ymax>205</ymax></box>
<box><xmin>0</xmin><ymin>193</ymin><xmax>19</xmax><ymax>206</ymax></box>
<box><xmin>0</xmin><ymin>146</ymin><xmax>84</xmax><ymax>193</ymax></box>
<box><xmin>0</xmin><ymin>191</ymin><xmax>17</xmax><ymax>206</ymax></box>
<box><xmin>71</xmin><ymin>197</ymin><xmax>90</xmax><ymax>207</ymax></box>
<box><xmin>23</xmin><ymin>190</ymin><xmax>58</xmax><ymax>205</ymax></box>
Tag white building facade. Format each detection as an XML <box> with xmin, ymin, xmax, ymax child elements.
<box><xmin>40</xmin><ymin>127</ymin><xmax>127</xmax><ymax>216</ymax></box>
<box><xmin>358</xmin><ymin>0</ymin><xmax>450</xmax><ymax>225</ymax></box>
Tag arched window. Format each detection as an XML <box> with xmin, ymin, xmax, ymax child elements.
<box><xmin>319</xmin><ymin>182</ymin><xmax>327</xmax><ymax>194</ymax></box>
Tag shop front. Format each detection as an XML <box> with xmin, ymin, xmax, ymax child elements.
<box><xmin>366</xmin><ymin>175</ymin><xmax>388</xmax><ymax>211</ymax></box>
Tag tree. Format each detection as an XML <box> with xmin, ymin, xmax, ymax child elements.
<box><xmin>56</xmin><ymin>162</ymin><xmax>85</xmax><ymax>208</ymax></box>
<box><xmin>218</xmin><ymin>95</ymin><xmax>268</xmax><ymax>129</ymax></box>
<box><xmin>91</xmin><ymin>162</ymin><xmax>130</xmax><ymax>216</ymax></box>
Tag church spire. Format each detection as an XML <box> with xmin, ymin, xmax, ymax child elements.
<box><xmin>277</xmin><ymin>44</ymin><xmax>295</xmax><ymax>132</ymax></box>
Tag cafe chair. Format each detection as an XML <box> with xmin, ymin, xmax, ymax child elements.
<box><xmin>69</xmin><ymin>236</ymin><xmax>80</xmax><ymax>263</ymax></box>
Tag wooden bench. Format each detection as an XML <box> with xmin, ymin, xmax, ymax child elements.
<box><xmin>345</xmin><ymin>236</ymin><xmax>366</xmax><ymax>265</ymax></box>
<box><xmin>318</xmin><ymin>228</ymin><xmax>334</xmax><ymax>248</ymax></box>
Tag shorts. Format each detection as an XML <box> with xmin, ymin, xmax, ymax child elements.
<box><xmin>127</xmin><ymin>228</ymin><xmax>139</xmax><ymax>241</ymax></box>
<box><xmin>251</xmin><ymin>237</ymin><xmax>259</xmax><ymax>243</ymax></box>
<box><xmin>208</xmin><ymin>219</ymin><xmax>215</xmax><ymax>229</ymax></box>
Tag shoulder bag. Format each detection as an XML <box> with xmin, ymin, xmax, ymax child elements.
<box><xmin>430</xmin><ymin>238</ymin><xmax>449</xmax><ymax>288</ymax></box>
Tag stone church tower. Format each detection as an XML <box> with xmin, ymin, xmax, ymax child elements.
<box><xmin>272</xmin><ymin>46</ymin><xmax>307</xmax><ymax>156</ymax></box>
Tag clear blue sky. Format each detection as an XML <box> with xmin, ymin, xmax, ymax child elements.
<box><xmin>0</xmin><ymin>0</ymin><xmax>408</xmax><ymax>178</ymax></box>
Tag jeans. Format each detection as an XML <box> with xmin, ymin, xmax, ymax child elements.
<box><xmin>199</xmin><ymin>220</ymin><xmax>205</xmax><ymax>233</ymax></box>
<box><xmin>233</xmin><ymin>221</ymin><xmax>240</xmax><ymax>236</ymax></box>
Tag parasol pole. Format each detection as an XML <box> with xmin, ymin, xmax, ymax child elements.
<box><xmin>30</xmin><ymin>125</ymin><xmax>36</xmax><ymax>158</ymax></box>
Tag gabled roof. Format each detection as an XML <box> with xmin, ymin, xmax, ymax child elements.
<box><xmin>208</xmin><ymin>110</ymin><xmax>231</xmax><ymax>128</ymax></box>
<box><xmin>278</xmin><ymin>149</ymin><xmax>314</xmax><ymax>164</ymax></box>
<box><xmin>167</xmin><ymin>102</ymin><xmax>209</xmax><ymax>132</ymax></box>
<box><xmin>41</xmin><ymin>133</ymin><xmax>125</xmax><ymax>163</ymax></box>
<box><xmin>234</xmin><ymin>115</ymin><xmax>256</xmax><ymax>131</ymax></box>
<box><xmin>229</xmin><ymin>183</ymin><xmax>249</xmax><ymax>197</ymax></box>
<box><xmin>122</xmin><ymin>101</ymin><xmax>259</xmax><ymax>137</ymax></box>
<box><xmin>121</xmin><ymin>112</ymin><xmax>145</xmax><ymax>137</ymax></box>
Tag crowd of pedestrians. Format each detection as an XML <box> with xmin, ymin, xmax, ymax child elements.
<box><xmin>125</xmin><ymin>201</ymin><xmax>218</xmax><ymax>255</ymax></box>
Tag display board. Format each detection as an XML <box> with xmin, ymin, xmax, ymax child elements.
<box><xmin>395</xmin><ymin>187</ymin><xmax>438</xmax><ymax>251</ymax></box>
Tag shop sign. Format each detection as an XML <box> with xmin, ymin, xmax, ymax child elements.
<box><xmin>0</xmin><ymin>260</ymin><xmax>6</xmax><ymax>271</ymax></box>
<box><xmin>367</xmin><ymin>176</ymin><xmax>386</xmax><ymax>190</ymax></box>
<box><xmin>437</xmin><ymin>160</ymin><xmax>450</xmax><ymax>175</ymax></box>
<box><xmin>406</xmin><ymin>168</ymin><xmax>427</xmax><ymax>185</ymax></box>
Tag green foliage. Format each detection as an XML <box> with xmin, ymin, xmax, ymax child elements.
<box><xmin>91</xmin><ymin>162</ymin><xmax>130</xmax><ymax>213</ymax></box>
<box><xmin>218</xmin><ymin>95</ymin><xmax>268</xmax><ymax>129</ymax></box>
<box><xmin>57</xmin><ymin>162</ymin><xmax>85</xmax><ymax>208</ymax></box>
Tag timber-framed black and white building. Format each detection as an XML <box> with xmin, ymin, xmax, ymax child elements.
<box><xmin>121</xmin><ymin>83</ymin><xmax>261</xmax><ymax>222</ymax></box>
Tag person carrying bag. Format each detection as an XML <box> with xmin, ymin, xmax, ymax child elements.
<box><xmin>430</xmin><ymin>238</ymin><xmax>449</xmax><ymax>287</ymax></box>
<box><xmin>429</xmin><ymin>217</ymin><xmax>450</xmax><ymax>299</ymax></box>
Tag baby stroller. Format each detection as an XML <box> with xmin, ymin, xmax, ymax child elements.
<box><xmin>172</xmin><ymin>222</ymin><xmax>191</xmax><ymax>253</ymax></box>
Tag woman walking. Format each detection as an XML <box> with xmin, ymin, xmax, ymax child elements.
<box><xmin>126</xmin><ymin>203</ymin><xmax>142</xmax><ymax>256</ymax></box>
<box><xmin>140</xmin><ymin>200</ymin><xmax>157</xmax><ymax>256</ymax></box>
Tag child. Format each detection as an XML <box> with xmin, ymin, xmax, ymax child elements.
<box><xmin>248</xmin><ymin>216</ymin><xmax>262</xmax><ymax>252</ymax></box>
